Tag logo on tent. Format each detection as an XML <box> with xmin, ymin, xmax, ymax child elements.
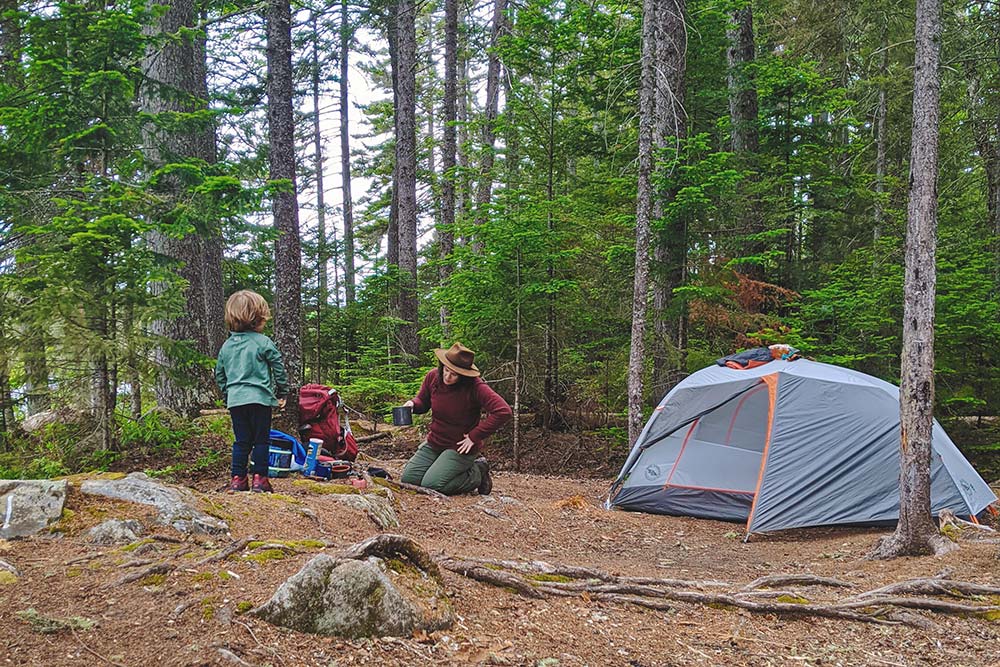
<box><xmin>644</xmin><ymin>464</ymin><xmax>661</xmax><ymax>481</ymax></box>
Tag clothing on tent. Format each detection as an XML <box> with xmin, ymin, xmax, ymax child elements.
<box><xmin>715</xmin><ymin>345</ymin><xmax>800</xmax><ymax>370</ymax></box>
<box><xmin>608</xmin><ymin>359</ymin><xmax>996</xmax><ymax>534</ymax></box>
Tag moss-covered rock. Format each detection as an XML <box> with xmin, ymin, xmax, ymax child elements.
<box><xmin>252</xmin><ymin>549</ymin><xmax>453</xmax><ymax>639</ymax></box>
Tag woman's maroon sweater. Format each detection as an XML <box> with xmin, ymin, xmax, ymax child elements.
<box><xmin>410</xmin><ymin>370</ymin><xmax>512</xmax><ymax>453</ymax></box>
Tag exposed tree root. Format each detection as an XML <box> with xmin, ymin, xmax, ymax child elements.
<box><xmin>741</xmin><ymin>574</ymin><xmax>852</xmax><ymax>591</ymax></box>
<box><xmin>109</xmin><ymin>562</ymin><xmax>175</xmax><ymax>587</ymax></box>
<box><xmin>371</xmin><ymin>477</ymin><xmax>450</xmax><ymax>500</ymax></box>
<box><xmin>338</xmin><ymin>533</ymin><xmax>443</xmax><ymax>581</ymax></box>
<box><xmin>192</xmin><ymin>537</ymin><xmax>255</xmax><ymax>568</ymax></box>
<box><xmin>855</xmin><ymin>576</ymin><xmax>1000</xmax><ymax>599</ymax></box>
<box><xmin>439</xmin><ymin>554</ymin><xmax>1000</xmax><ymax>625</ymax></box>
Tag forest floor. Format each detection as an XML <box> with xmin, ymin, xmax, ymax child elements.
<box><xmin>2</xmin><ymin>423</ymin><xmax>1000</xmax><ymax>666</ymax></box>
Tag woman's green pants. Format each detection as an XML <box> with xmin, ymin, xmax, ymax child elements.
<box><xmin>400</xmin><ymin>442</ymin><xmax>482</xmax><ymax>495</ymax></box>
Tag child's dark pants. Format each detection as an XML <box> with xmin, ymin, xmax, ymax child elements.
<box><xmin>230</xmin><ymin>403</ymin><xmax>272</xmax><ymax>477</ymax></box>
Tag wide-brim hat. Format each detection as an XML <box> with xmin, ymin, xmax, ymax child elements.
<box><xmin>434</xmin><ymin>342</ymin><xmax>480</xmax><ymax>377</ymax></box>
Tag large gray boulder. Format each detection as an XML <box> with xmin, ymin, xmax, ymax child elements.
<box><xmin>0</xmin><ymin>480</ymin><xmax>68</xmax><ymax>539</ymax></box>
<box><xmin>80</xmin><ymin>472</ymin><xmax>227</xmax><ymax>535</ymax></box>
<box><xmin>253</xmin><ymin>535</ymin><xmax>453</xmax><ymax>638</ymax></box>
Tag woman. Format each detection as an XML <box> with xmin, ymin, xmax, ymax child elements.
<box><xmin>400</xmin><ymin>343</ymin><xmax>512</xmax><ymax>495</ymax></box>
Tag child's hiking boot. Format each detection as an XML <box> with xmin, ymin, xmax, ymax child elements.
<box><xmin>251</xmin><ymin>474</ymin><xmax>273</xmax><ymax>493</ymax></box>
<box><xmin>475</xmin><ymin>457</ymin><xmax>493</xmax><ymax>495</ymax></box>
<box><xmin>229</xmin><ymin>475</ymin><xmax>249</xmax><ymax>492</ymax></box>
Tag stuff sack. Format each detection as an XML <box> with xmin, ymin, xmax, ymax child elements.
<box><xmin>298</xmin><ymin>383</ymin><xmax>358</xmax><ymax>461</ymax></box>
<box><xmin>267</xmin><ymin>429</ymin><xmax>306</xmax><ymax>476</ymax></box>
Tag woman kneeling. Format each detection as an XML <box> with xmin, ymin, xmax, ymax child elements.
<box><xmin>400</xmin><ymin>343</ymin><xmax>512</xmax><ymax>495</ymax></box>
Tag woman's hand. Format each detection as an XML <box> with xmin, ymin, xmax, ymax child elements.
<box><xmin>277</xmin><ymin>398</ymin><xmax>287</xmax><ymax>409</ymax></box>
<box><xmin>457</xmin><ymin>434</ymin><xmax>475</xmax><ymax>454</ymax></box>
<box><xmin>403</xmin><ymin>400</ymin><xmax>414</xmax><ymax>408</ymax></box>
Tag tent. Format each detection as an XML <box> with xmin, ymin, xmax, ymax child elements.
<box><xmin>607</xmin><ymin>359</ymin><xmax>996</xmax><ymax>534</ymax></box>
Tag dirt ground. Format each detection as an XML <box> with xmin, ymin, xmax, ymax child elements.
<box><xmin>2</xmin><ymin>426</ymin><xmax>1000</xmax><ymax>667</ymax></box>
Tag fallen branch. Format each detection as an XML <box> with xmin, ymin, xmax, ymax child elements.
<box><xmin>64</xmin><ymin>553</ymin><xmax>104</xmax><ymax>566</ymax></box>
<box><xmin>372</xmin><ymin>477</ymin><xmax>449</xmax><ymax>500</ymax></box>
<box><xmin>109</xmin><ymin>562</ymin><xmax>175</xmax><ymax>587</ymax></box>
<box><xmin>192</xmin><ymin>538</ymin><xmax>254</xmax><ymax>568</ymax></box>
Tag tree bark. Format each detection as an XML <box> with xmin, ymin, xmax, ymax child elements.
<box><xmin>386</xmin><ymin>7</ymin><xmax>400</xmax><ymax>270</ymax></box>
<box><xmin>340</xmin><ymin>0</ymin><xmax>356</xmax><ymax>305</ymax></box>
<box><xmin>627</xmin><ymin>0</ymin><xmax>658</xmax><ymax>446</ymax></box>
<box><xmin>873</xmin><ymin>24</ymin><xmax>889</xmax><ymax>241</ymax></box>
<box><xmin>142</xmin><ymin>0</ymin><xmax>222</xmax><ymax>417</ymax></box>
<box><xmin>312</xmin><ymin>13</ymin><xmax>328</xmax><ymax>314</ymax></box>
<box><xmin>473</xmin><ymin>0</ymin><xmax>508</xmax><ymax>230</ymax></box>
<box><xmin>311</xmin><ymin>12</ymin><xmax>327</xmax><ymax>382</ymax></box>
<box><xmin>0</xmin><ymin>0</ymin><xmax>21</xmax><ymax>88</ymax></box>
<box><xmin>267</xmin><ymin>0</ymin><xmax>303</xmax><ymax>398</ymax></box>
<box><xmin>727</xmin><ymin>3</ymin><xmax>764</xmax><ymax>283</ymax></box>
<box><xmin>0</xmin><ymin>359</ymin><xmax>13</xmax><ymax>436</ymax></box>
<box><xmin>395</xmin><ymin>0</ymin><xmax>419</xmax><ymax>362</ymax></box>
<box><xmin>870</xmin><ymin>0</ymin><xmax>955</xmax><ymax>560</ymax></box>
<box><xmin>456</xmin><ymin>23</ymin><xmax>472</xmax><ymax>225</ymax></box>
<box><xmin>439</xmin><ymin>0</ymin><xmax>458</xmax><ymax>335</ymax></box>
<box><xmin>963</xmin><ymin>11</ymin><xmax>1000</xmax><ymax>288</ymax></box>
<box><xmin>650</xmin><ymin>0</ymin><xmax>687</xmax><ymax>405</ymax></box>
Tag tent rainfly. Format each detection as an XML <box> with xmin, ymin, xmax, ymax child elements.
<box><xmin>607</xmin><ymin>359</ymin><xmax>996</xmax><ymax>535</ymax></box>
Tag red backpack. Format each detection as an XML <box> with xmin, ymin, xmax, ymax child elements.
<box><xmin>298</xmin><ymin>384</ymin><xmax>358</xmax><ymax>461</ymax></box>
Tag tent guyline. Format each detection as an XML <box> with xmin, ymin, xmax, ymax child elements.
<box><xmin>607</xmin><ymin>359</ymin><xmax>995</xmax><ymax>535</ymax></box>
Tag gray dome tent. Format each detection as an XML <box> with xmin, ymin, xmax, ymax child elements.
<box><xmin>607</xmin><ymin>359</ymin><xmax>996</xmax><ymax>534</ymax></box>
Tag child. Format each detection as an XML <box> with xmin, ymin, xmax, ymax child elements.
<box><xmin>214</xmin><ymin>290</ymin><xmax>289</xmax><ymax>493</ymax></box>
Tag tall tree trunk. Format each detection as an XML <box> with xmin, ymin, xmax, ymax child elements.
<box><xmin>395</xmin><ymin>0</ymin><xmax>419</xmax><ymax>361</ymax></box>
<box><xmin>439</xmin><ymin>0</ymin><xmax>458</xmax><ymax>336</ymax></box>
<box><xmin>627</xmin><ymin>0</ymin><xmax>658</xmax><ymax>446</ymax></box>
<box><xmin>0</xmin><ymin>0</ymin><xmax>21</xmax><ymax>88</ymax></box>
<box><xmin>871</xmin><ymin>0</ymin><xmax>954</xmax><ymax>560</ymax></box>
<box><xmin>143</xmin><ymin>0</ymin><xmax>222</xmax><ymax>417</ymax></box>
<box><xmin>312</xmin><ymin>13</ymin><xmax>328</xmax><ymax>312</ymax></box>
<box><xmin>311</xmin><ymin>13</ymin><xmax>327</xmax><ymax>382</ymax></box>
<box><xmin>514</xmin><ymin>247</ymin><xmax>522</xmax><ymax>471</ymax></box>
<box><xmin>473</xmin><ymin>0</ymin><xmax>508</xmax><ymax>231</ymax></box>
<box><xmin>456</xmin><ymin>24</ymin><xmax>472</xmax><ymax>226</ymax></box>
<box><xmin>964</xmin><ymin>35</ymin><xmax>1000</xmax><ymax>287</ymax></box>
<box><xmin>126</xmin><ymin>302</ymin><xmax>143</xmax><ymax>421</ymax></box>
<box><xmin>267</xmin><ymin>0</ymin><xmax>303</xmax><ymax>419</ymax></box>
<box><xmin>874</xmin><ymin>24</ymin><xmax>889</xmax><ymax>241</ymax></box>
<box><xmin>543</xmin><ymin>32</ymin><xmax>560</xmax><ymax>430</ymax></box>
<box><xmin>650</xmin><ymin>0</ymin><xmax>687</xmax><ymax>404</ymax></box>
<box><xmin>727</xmin><ymin>3</ymin><xmax>764</xmax><ymax>282</ymax></box>
<box><xmin>196</xmin><ymin>8</ymin><xmax>225</xmax><ymax>357</ymax></box>
<box><xmin>0</xmin><ymin>359</ymin><xmax>13</xmax><ymax>436</ymax></box>
<box><xmin>340</xmin><ymin>0</ymin><xmax>357</xmax><ymax>305</ymax></box>
<box><xmin>386</xmin><ymin>9</ymin><xmax>400</xmax><ymax>269</ymax></box>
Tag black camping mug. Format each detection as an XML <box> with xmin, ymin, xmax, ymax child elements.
<box><xmin>392</xmin><ymin>406</ymin><xmax>413</xmax><ymax>426</ymax></box>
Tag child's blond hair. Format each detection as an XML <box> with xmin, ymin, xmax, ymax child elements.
<box><xmin>224</xmin><ymin>290</ymin><xmax>271</xmax><ymax>332</ymax></box>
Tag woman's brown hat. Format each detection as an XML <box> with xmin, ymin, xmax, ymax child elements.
<box><xmin>434</xmin><ymin>342</ymin><xmax>480</xmax><ymax>377</ymax></box>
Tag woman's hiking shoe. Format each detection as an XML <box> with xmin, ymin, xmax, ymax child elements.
<box><xmin>229</xmin><ymin>475</ymin><xmax>249</xmax><ymax>492</ymax></box>
<box><xmin>475</xmin><ymin>458</ymin><xmax>493</xmax><ymax>495</ymax></box>
<box><xmin>251</xmin><ymin>474</ymin><xmax>273</xmax><ymax>493</ymax></box>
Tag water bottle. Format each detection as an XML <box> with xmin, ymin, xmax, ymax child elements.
<box><xmin>304</xmin><ymin>438</ymin><xmax>322</xmax><ymax>476</ymax></box>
